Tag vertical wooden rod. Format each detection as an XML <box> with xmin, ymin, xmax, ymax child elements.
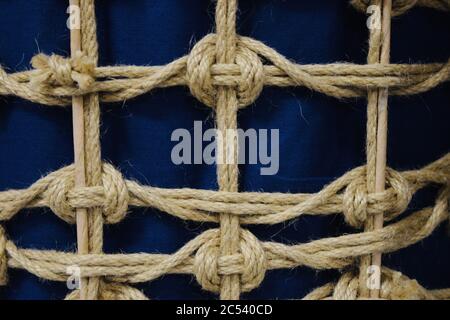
<box><xmin>69</xmin><ymin>0</ymin><xmax>89</xmax><ymax>300</ymax></box>
<box><xmin>370</xmin><ymin>0</ymin><xmax>392</xmax><ymax>299</ymax></box>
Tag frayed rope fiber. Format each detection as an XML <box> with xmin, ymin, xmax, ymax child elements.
<box><xmin>0</xmin><ymin>0</ymin><xmax>449</xmax><ymax>300</ymax></box>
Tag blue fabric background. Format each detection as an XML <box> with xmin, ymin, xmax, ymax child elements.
<box><xmin>0</xmin><ymin>0</ymin><xmax>449</xmax><ymax>299</ymax></box>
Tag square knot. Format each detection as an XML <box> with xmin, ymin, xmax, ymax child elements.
<box><xmin>0</xmin><ymin>225</ymin><xmax>7</xmax><ymax>285</ymax></box>
<box><xmin>46</xmin><ymin>163</ymin><xmax>129</xmax><ymax>224</ymax></box>
<box><xmin>343</xmin><ymin>167</ymin><xmax>413</xmax><ymax>228</ymax></box>
<box><xmin>193</xmin><ymin>228</ymin><xmax>266</xmax><ymax>294</ymax></box>
<box><xmin>30</xmin><ymin>52</ymin><xmax>95</xmax><ymax>91</ymax></box>
<box><xmin>186</xmin><ymin>34</ymin><xmax>264</xmax><ymax>108</ymax></box>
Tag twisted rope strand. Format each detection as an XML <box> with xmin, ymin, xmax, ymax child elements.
<box><xmin>2</xmin><ymin>186</ymin><xmax>448</xmax><ymax>293</ymax></box>
<box><xmin>0</xmin><ymin>0</ymin><xmax>448</xmax><ymax>300</ymax></box>
<box><xmin>0</xmin><ymin>154</ymin><xmax>448</xmax><ymax>226</ymax></box>
<box><xmin>0</xmin><ymin>38</ymin><xmax>448</xmax><ymax>106</ymax></box>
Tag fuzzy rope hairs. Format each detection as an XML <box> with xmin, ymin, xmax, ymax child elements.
<box><xmin>0</xmin><ymin>36</ymin><xmax>449</xmax><ymax>106</ymax></box>
<box><xmin>30</xmin><ymin>52</ymin><xmax>95</xmax><ymax>91</ymax></box>
<box><xmin>1</xmin><ymin>187</ymin><xmax>449</xmax><ymax>296</ymax></box>
<box><xmin>0</xmin><ymin>0</ymin><xmax>449</xmax><ymax>300</ymax></box>
<box><xmin>0</xmin><ymin>154</ymin><xmax>448</xmax><ymax>227</ymax></box>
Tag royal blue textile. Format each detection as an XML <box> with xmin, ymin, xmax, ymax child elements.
<box><xmin>0</xmin><ymin>0</ymin><xmax>449</xmax><ymax>299</ymax></box>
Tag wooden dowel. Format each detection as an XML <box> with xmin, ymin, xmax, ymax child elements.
<box><xmin>69</xmin><ymin>0</ymin><xmax>89</xmax><ymax>300</ymax></box>
<box><xmin>370</xmin><ymin>0</ymin><xmax>392</xmax><ymax>299</ymax></box>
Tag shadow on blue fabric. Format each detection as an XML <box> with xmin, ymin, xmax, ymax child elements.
<box><xmin>0</xmin><ymin>0</ymin><xmax>448</xmax><ymax>299</ymax></box>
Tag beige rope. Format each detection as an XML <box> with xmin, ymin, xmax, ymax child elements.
<box><xmin>78</xmin><ymin>0</ymin><xmax>104</xmax><ymax>300</ymax></box>
<box><xmin>1</xmin><ymin>186</ymin><xmax>448</xmax><ymax>292</ymax></box>
<box><xmin>304</xmin><ymin>267</ymin><xmax>450</xmax><ymax>300</ymax></box>
<box><xmin>0</xmin><ymin>0</ymin><xmax>448</xmax><ymax>300</ymax></box>
<box><xmin>0</xmin><ymin>154</ymin><xmax>448</xmax><ymax>226</ymax></box>
<box><xmin>0</xmin><ymin>38</ymin><xmax>449</xmax><ymax>106</ymax></box>
<box><xmin>214</xmin><ymin>0</ymin><xmax>242</xmax><ymax>300</ymax></box>
<box><xmin>359</xmin><ymin>0</ymin><xmax>389</xmax><ymax>299</ymax></box>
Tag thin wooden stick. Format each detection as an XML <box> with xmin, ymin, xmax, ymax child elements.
<box><xmin>69</xmin><ymin>0</ymin><xmax>89</xmax><ymax>300</ymax></box>
<box><xmin>370</xmin><ymin>0</ymin><xmax>392</xmax><ymax>299</ymax></box>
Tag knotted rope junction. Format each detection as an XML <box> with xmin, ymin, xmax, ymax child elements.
<box><xmin>1</xmin><ymin>34</ymin><xmax>449</xmax><ymax>106</ymax></box>
<box><xmin>0</xmin><ymin>0</ymin><xmax>449</xmax><ymax>299</ymax></box>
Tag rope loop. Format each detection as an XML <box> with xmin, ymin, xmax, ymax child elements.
<box><xmin>100</xmin><ymin>164</ymin><xmax>130</xmax><ymax>224</ymax></box>
<box><xmin>47</xmin><ymin>163</ymin><xmax>129</xmax><ymax>224</ymax></box>
<box><xmin>381</xmin><ymin>168</ymin><xmax>414</xmax><ymax>218</ymax></box>
<box><xmin>343</xmin><ymin>172</ymin><xmax>369</xmax><ymax>228</ymax></box>
<box><xmin>187</xmin><ymin>34</ymin><xmax>264</xmax><ymax>108</ymax></box>
<box><xmin>194</xmin><ymin>228</ymin><xmax>266</xmax><ymax>293</ymax></box>
<box><xmin>343</xmin><ymin>167</ymin><xmax>413</xmax><ymax>228</ymax></box>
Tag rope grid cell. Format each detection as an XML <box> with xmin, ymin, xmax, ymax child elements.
<box><xmin>0</xmin><ymin>0</ymin><xmax>449</xmax><ymax>300</ymax></box>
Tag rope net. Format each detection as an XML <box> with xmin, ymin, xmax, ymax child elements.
<box><xmin>0</xmin><ymin>0</ymin><xmax>449</xmax><ymax>300</ymax></box>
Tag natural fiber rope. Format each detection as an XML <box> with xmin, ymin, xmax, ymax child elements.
<box><xmin>304</xmin><ymin>267</ymin><xmax>450</xmax><ymax>300</ymax></box>
<box><xmin>1</xmin><ymin>186</ymin><xmax>448</xmax><ymax>291</ymax></box>
<box><xmin>0</xmin><ymin>0</ymin><xmax>449</xmax><ymax>300</ymax></box>
<box><xmin>0</xmin><ymin>154</ymin><xmax>448</xmax><ymax>226</ymax></box>
<box><xmin>1</xmin><ymin>37</ymin><xmax>449</xmax><ymax>106</ymax></box>
<box><xmin>214</xmin><ymin>0</ymin><xmax>242</xmax><ymax>300</ymax></box>
<box><xmin>359</xmin><ymin>0</ymin><xmax>384</xmax><ymax>298</ymax></box>
<box><xmin>79</xmin><ymin>0</ymin><xmax>104</xmax><ymax>300</ymax></box>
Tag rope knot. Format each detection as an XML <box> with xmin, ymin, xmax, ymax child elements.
<box><xmin>186</xmin><ymin>34</ymin><xmax>264</xmax><ymax>108</ymax></box>
<box><xmin>343</xmin><ymin>171</ymin><xmax>369</xmax><ymax>228</ymax></box>
<box><xmin>376</xmin><ymin>168</ymin><xmax>413</xmax><ymax>221</ymax></box>
<box><xmin>100</xmin><ymin>163</ymin><xmax>130</xmax><ymax>224</ymax></box>
<box><xmin>193</xmin><ymin>228</ymin><xmax>266</xmax><ymax>293</ymax></box>
<box><xmin>30</xmin><ymin>52</ymin><xmax>95</xmax><ymax>90</ymax></box>
<box><xmin>0</xmin><ymin>225</ymin><xmax>7</xmax><ymax>285</ymax></box>
<box><xmin>47</xmin><ymin>163</ymin><xmax>129</xmax><ymax>224</ymax></box>
<box><xmin>343</xmin><ymin>167</ymin><xmax>413</xmax><ymax>228</ymax></box>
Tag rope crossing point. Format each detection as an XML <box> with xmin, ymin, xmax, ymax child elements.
<box><xmin>0</xmin><ymin>0</ymin><xmax>449</xmax><ymax>299</ymax></box>
<box><xmin>1</xmin><ymin>37</ymin><xmax>449</xmax><ymax>106</ymax></box>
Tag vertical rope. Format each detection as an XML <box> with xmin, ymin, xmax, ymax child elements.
<box><xmin>359</xmin><ymin>0</ymin><xmax>382</xmax><ymax>297</ymax></box>
<box><xmin>69</xmin><ymin>0</ymin><xmax>89</xmax><ymax>300</ymax></box>
<box><xmin>80</xmin><ymin>0</ymin><xmax>103</xmax><ymax>300</ymax></box>
<box><xmin>359</xmin><ymin>0</ymin><xmax>392</xmax><ymax>298</ymax></box>
<box><xmin>215</xmin><ymin>0</ymin><xmax>241</xmax><ymax>300</ymax></box>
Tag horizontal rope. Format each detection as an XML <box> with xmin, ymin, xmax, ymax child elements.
<box><xmin>0</xmin><ymin>34</ymin><xmax>449</xmax><ymax>107</ymax></box>
<box><xmin>0</xmin><ymin>153</ymin><xmax>448</xmax><ymax>227</ymax></box>
<box><xmin>2</xmin><ymin>185</ymin><xmax>448</xmax><ymax>293</ymax></box>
